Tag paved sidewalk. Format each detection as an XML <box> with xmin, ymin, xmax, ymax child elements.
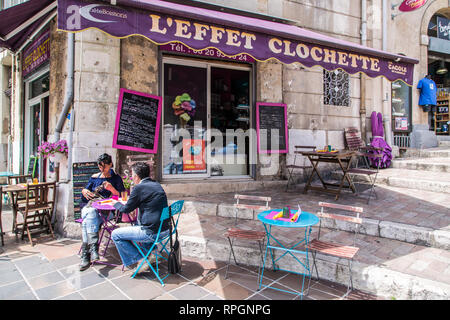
<box><xmin>0</xmin><ymin>234</ymin><xmax>380</xmax><ymax>300</ymax></box>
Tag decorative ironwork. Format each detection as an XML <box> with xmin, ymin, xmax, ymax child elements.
<box><xmin>323</xmin><ymin>69</ymin><xmax>350</xmax><ymax>107</ymax></box>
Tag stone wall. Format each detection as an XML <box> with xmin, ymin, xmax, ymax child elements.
<box><xmin>117</xmin><ymin>36</ymin><xmax>159</xmax><ymax>177</ymax></box>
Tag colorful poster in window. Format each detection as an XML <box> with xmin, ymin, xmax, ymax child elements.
<box><xmin>395</xmin><ymin>117</ymin><xmax>408</xmax><ymax>131</ymax></box>
<box><xmin>182</xmin><ymin>139</ymin><xmax>206</xmax><ymax>173</ymax></box>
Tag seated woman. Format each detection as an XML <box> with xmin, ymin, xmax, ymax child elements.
<box><xmin>79</xmin><ymin>153</ymin><xmax>125</xmax><ymax>271</ymax></box>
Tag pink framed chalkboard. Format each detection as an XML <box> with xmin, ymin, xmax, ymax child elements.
<box><xmin>112</xmin><ymin>88</ymin><xmax>162</xmax><ymax>154</ymax></box>
<box><xmin>256</xmin><ymin>102</ymin><xmax>289</xmax><ymax>154</ymax></box>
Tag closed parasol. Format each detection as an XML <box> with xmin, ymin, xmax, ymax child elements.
<box><xmin>369</xmin><ymin>112</ymin><xmax>392</xmax><ymax>168</ymax></box>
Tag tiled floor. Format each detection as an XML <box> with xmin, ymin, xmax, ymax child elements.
<box><xmin>0</xmin><ymin>237</ymin><xmax>381</xmax><ymax>300</ymax></box>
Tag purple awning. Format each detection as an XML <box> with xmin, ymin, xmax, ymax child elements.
<box><xmin>55</xmin><ymin>0</ymin><xmax>418</xmax><ymax>85</ymax></box>
<box><xmin>0</xmin><ymin>0</ymin><xmax>56</xmax><ymax>52</ymax></box>
<box><xmin>0</xmin><ymin>0</ymin><xmax>419</xmax><ymax>85</ymax></box>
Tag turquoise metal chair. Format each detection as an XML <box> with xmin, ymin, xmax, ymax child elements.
<box><xmin>130</xmin><ymin>200</ymin><xmax>184</xmax><ymax>286</ymax></box>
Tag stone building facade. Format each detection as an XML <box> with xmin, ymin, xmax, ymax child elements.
<box><xmin>0</xmin><ymin>0</ymin><xmax>449</xmax><ymax>237</ymax></box>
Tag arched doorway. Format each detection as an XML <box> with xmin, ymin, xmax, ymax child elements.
<box><xmin>425</xmin><ymin>8</ymin><xmax>450</xmax><ymax>135</ymax></box>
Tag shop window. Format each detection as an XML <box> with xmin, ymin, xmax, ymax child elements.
<box><xmin>391</xmin><ymin>80</ymin><xmax>412</xmax><ymax>132</ymax></box>
<box><xmin>29</xmin><ymin>73</ymin><xmax>49</xmax><ymax>99</ymax></box>
<box><xmin>323</xmin><ymin>69</ymin><xmax>350</xmax><ymax>106</ymax></box>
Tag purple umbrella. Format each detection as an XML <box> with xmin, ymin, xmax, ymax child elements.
<box><xmin>369</xmin><ymin>112</ymin><xmax>392</xmax><ymax>168</ymax></box>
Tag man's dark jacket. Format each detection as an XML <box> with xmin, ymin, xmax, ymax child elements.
<box><xmin>113</xmin><ymin>178</ymin><xmax>169</xmax><ymax>234</ymax></box>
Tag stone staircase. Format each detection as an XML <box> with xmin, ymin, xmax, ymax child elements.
<box><xmin>332</xmin><ymin>147</ymin><xmax>450</xmax><ymax>194</ymax></box>
<box><xmin>173</xmin><ymin>147</ymin><xmax>450</xmax><ymax>299</ymax></box>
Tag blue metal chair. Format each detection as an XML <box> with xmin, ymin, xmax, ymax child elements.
<box><xmin>130</xmin><ymin>200</ymin><xmax>184</xmax><ymax>286</ymax></box>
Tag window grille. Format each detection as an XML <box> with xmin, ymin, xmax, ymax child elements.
<box><xmin>323</xmin><ymin>69</ymin><xmax>350</xmax><ymax>107</ymax></box>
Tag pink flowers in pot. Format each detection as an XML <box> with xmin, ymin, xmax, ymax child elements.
<box><xmin>37</xmin><ymin>140</ymin><xmax>69</xmax><ymax>159</ymax></box>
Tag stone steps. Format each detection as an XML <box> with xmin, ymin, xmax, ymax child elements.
<box><xmin>178</xmin><ymin>212</ymin><xmax>450</xmax><ymax>300</ymax></box>
<box><xmin>161</xmin><ymin>179</ymin><xmax>287</xmax><ymax>197</ymax></box>
<box><xmin>331</xmin><ymin>168</ymin><xmax>450</xmax><ymax>194</ymax></box>
<box><xmin>391</xmin><ymin>157</ymin><xmax>450</xmax><ymax>173</ymax></box>
<box><xmin>179</xmin><ymin>198</ymin><xmax>450</xmax><ymax>250</ymax></box>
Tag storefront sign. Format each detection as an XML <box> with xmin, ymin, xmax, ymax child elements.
<box><xmin>437</xmin><ymin>17</ymin><xmax>450</xmax><ymax>41</ymax></box>
<box><xmin>399</xmin><ymin>0</ymin><xmax>428</xmax><ymax>12</ymax></box>
<box><xmin>256</xmin><ymin>102</ymin><xmax>288</xmax><ymax>154</ymax></box>
<box><xmin>22</xmin><ymin>29</ymin><xmax>50</xmax><ymax>78</ymax></box>
<box><xmin>394</xmin><ymin>117</ymin><xmax>408</xmax><ymax>131</ymax></box>
<box><xmin>160</xmin><ymin>43</ymin><xmax>254</xmax><ymax>63</ymax></box>
<box><xmin>113</xmin><ymin>89</ymin><xmax>162</xmax><ymax>154</ymax></box>
<box><xmin>182</xmin><ymin>139</ymin><xmax>206</xmax><ymax>173</ymax></box>
<box><xmin>57</xmin><ymin>0</ymin><xmax>416</xmax><ymax>85</ymax></box>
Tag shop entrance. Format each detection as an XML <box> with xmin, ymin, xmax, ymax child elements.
<box><xmin>162</xmin><ymin>57</ymin><xmax>252</xmax><ymax>179</ymax></box>
<box><xmin>24</xmin><ymin>69</ymin><xmax>49</xmax><ymax>181</ymax></box>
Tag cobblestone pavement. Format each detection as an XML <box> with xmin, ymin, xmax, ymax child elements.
<box><xmin>0</xmin><ymin>213</ymin><xmax>381</xmax><ymax>300</ymax></box>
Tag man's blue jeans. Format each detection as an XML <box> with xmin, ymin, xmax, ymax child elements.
<box><xmin>81</xmin><ymin>206</ymin><xmax>114</xmax><ymax>243</ymax></box>
<box><xmin>111</xmin><ymin>226</ymin><xmax>170</xmax><ymax>267</ymax></box>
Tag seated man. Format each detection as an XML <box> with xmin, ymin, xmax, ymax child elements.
<box><xmin>111</xmin><ymin>162</ymin><xmax>170</xmax><ymax>271</ymax></box>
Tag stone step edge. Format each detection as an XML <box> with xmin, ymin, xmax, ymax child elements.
<box><xmin>391</xmin><ymin>161</ymin><xmax>450</xmax><ymax>173</ymax></box>
<box><xmin>162</xmin><ymin>180</ymin><xmax>287</xmax><ymax>197</ymax></box>
<box><xmin>180</xmin><ymin>235</ymin><xmax>450</xmax><ymax>300</ymax></box>
<box><xmin>179</xmin><ymin>201</ymin><xmax>450</xmax><ymax>250</ymax></box>
<box><xmin>330</xmin><ymin>171</ymin><xmax>450</xmax><ymax>194</ymax></box>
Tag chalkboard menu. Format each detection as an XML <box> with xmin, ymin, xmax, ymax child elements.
<box><xmin>27</xmin><ymin>156</ymin><xmax>39</xmax><ymax>179</ymax></box>
<box><xmin>256</xmin><ymin>102</ymin><xmax>289</xmax><ymax>153</ymax></box>
<box><xmin>112</xmin><ymin>88</ymin><xmax>162</xmax><ymax>154</ymax></box>
<box><xmin>72</xmin><ymin>162</ymin><xmax>99</xmax><ymax>220</ymax></box>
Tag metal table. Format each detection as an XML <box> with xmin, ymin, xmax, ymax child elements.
<box><xmin>257</xmin><ymin>209</ymin><xmax>319</xmax><ymax>298</ymax></box>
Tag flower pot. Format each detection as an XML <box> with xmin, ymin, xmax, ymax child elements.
<box><xmin>53</xmin><ymin>152</ymin><xmax>67</xmax><ymax>163</ymax></box>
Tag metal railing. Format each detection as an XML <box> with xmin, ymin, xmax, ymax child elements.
<box><xmin>393</xmin><ymin>134</ymin><xmax>410</xmax><ymax>148</ymax></box>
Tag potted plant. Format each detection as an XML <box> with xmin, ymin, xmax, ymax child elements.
<box><xmin>37</xmin><ymin>140</ymin><xmax>68</xmax><ymax>162</ymax></box>
<box><xmin>52</xmin><ymin>140</ymin><xmax>68</xmax><ymax>162</ymax></box>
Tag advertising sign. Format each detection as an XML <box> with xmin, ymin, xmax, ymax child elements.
<box><xmin>399</xmin><ymin>0</ymin><xmax>428</xmax><ymax>12</ymax></box>
<box><xmin>395</xmin><ymin>117</ymin><xmax>408</xmax><ymax>131</ymax></box>
<box><xmin>437</xmin><ymin>17</ymin><xmax>450</xmax><ymax>41</ymax></box>
<box><xmin>182</xmin><ymin>139</ymin><xmax>206</xmax><ymax>173</ymax></box>
<box><xmin>57</xmin><ymin>0</ymin><xmax>416</xmax><ymax>85</ymax></box>
<box><xmin>23</xmin><ymin>29</ymin><xmax>50</xmax><ymax>78</ymax></box>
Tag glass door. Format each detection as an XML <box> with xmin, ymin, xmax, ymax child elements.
<box><xmin>24</xmin><ymin>70</ymin><xmax>49</xmax><ymax>181</ymax></box>
<box><xmin>162</xmin><ymin>60</ymin><xmax>208</xmax><ymax>178</ymax></box>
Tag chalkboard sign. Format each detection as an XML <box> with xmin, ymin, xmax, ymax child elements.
<box><xmin>256</xmin><ymin>102</ymin><xmax>289</xmax><ymax>153</ymax></box>
<box><xmin>27</xmin><ymin>156</ymin><xmax>39</xmax><ymax>179</ymax></box>
<box><xmin>112</xmin><ymin>88</ymin><xmax>162</xmax><ymax>153</ymax></box>
<box><xmin>72</xmin><ymin>162</ymin><xmax>99</xmax><ymax>220</ymax></box>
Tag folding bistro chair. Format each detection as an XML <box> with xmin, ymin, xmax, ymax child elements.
<box><xmin>224</xmin><ymin>194</ymin><xmax>271</xmax><ymax>285</ymax></box>
<box><xmin>17</xmin><ymin>182</ymin><xmax>56</xmax><ymax>246</ymax></box>
<box><xmin>7</xmin><ymin>174</ymin><xmax>33</xmax><ymax>233</ymax></box>
<box><xmin>307</xmin><ymin>202</ymin><xmax>363</xmax><ymax>299</ymax></box>
<box><xmin>131</xmin><ymin>200</ymin><xmax>184</xmax><ymax>286</ymax></box>
<box><xmin>347</xmin><ymin>146</ymin><xmax>383</xmax><ymax>204</ymax></box>
<box><xmin>285</xmin><ymin>145</ymin><xmax>316</xmax><ymax>191</ymax></box>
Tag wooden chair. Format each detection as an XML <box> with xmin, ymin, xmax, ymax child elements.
<box><xmin>17</xmin><ymin>182</ymin><xmax>56</xmax><ymax>246</ymax></box>
<box><xmin>285</xmin><ymin>145</ymin><xmax>316</xmax><ymax>191</ymax></box>
<box><xmin>307</xmin><ymin>202</ymin><xmax>363</xmax><ymax>299</ymax></box>
<box><xmin>347</xmin><ymin>147</ymin><xmax>383</xmax><ymax>204</ymax></box>
<box><xmin>344</xmin><ymin>127</ymin><xmax>384</xmax><ymax>203</ymax></box>
<box><xmin>224</xmin><ymin>194</ymin><xmax>271</xmax><ymax>284</ymax></box>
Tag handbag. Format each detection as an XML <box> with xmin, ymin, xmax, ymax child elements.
<box><xmin>167</xmin><ymin>206</ymin><xmax>182</xmax><ymax>274</ymax></box>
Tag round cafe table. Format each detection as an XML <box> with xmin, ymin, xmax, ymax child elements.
<box><xmin>257</xmin><ymin>209</ymin><xmax>319</xmax><ymax>299</ymax></box>
<box><xmin>90</xmin><ymin>198</ymin><xmax>127</xmax><ymax>265</ymax></box>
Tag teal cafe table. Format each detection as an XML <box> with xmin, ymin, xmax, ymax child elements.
<box><xmin>257</xmin><ymin>209</ymin><xmax>319</xmax><ymax>298</ymax></box>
